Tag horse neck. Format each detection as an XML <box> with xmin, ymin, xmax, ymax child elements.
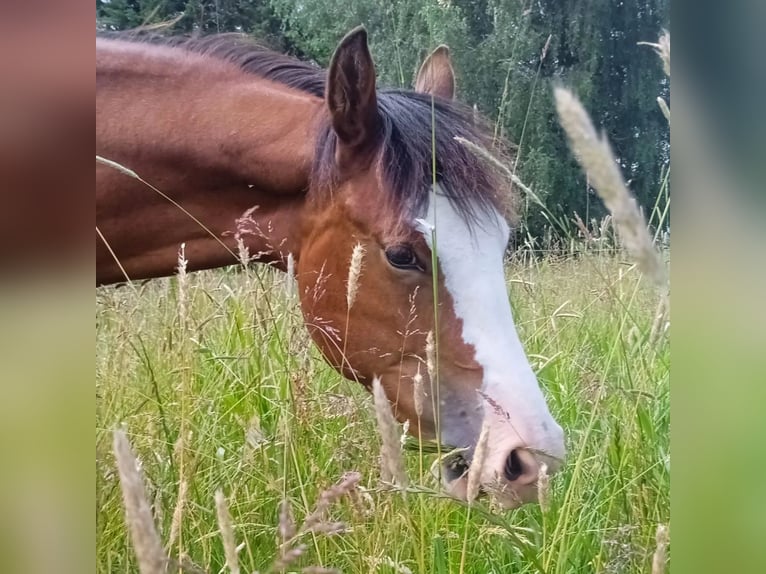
<box><xmin>97</xmin><ymin>45</ymin><xmax>323</xmax><ymax>283</ymax></box>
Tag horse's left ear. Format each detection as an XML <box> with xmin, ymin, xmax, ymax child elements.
<box><xmin>414</xmin><ymin>45</ymin><xmax>455</xmax><ymax>100</ymax></box>
<box><xmin>326</xmin><ymin>27</ymin><xmax>379</xmax><ymax>151</ymax></box>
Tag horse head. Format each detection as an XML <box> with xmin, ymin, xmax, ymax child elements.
<box><xmin>296</xmin><ymin>28</ymin><xmax>565</xmax><ymax>506</ymax></box>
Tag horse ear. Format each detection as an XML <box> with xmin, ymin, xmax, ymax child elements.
<box><xmin>414</xmin><ymin>45</ymin><xmax>455</xmax><ymax>100</ymax></box>
<box><xmin>326</xmin><ymin>27</ymin><xmax>379</xmax><ymax>150</ymax></box>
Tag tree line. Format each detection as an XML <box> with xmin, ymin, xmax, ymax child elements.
<box><xmin>97</xmin><ymin>0</ymin><xmax>670</xmax><ymax>243</ymax></box>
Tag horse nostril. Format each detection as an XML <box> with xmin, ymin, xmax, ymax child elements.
<box><xmin>504</xmin><ymin>448</ymin><xmax>541</xmax><ymax>485</ymax></box>
<box><xmin>504</xmin><ymin>449</ymin><xmax>524</xmax><ymax>481</ymax></box>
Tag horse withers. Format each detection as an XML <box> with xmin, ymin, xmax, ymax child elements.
<box><xmin>96</xmin><ymin>27</ymin><xmax>565</xmax><ymax>506</ymax></box>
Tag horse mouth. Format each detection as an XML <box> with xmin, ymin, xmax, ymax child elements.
<box><xmin>442</xmin><ymin>451</ymin><xmax>471</xmax><ymax>483</ymax></box>
<box><xmin>413</xmin><ymin>443</ymin><xmax>493</xmax><ymax>502</ymax></box>
<box><xmin>440</xmin><ymin>451</ymin><xmax>495</xmax><ymax>501</ymax></box>
<box><xmin>405</xmin><ymin>437</ymin><xmax>547</xmax><ymax>507</ymax></box>
<box><xmin>439</xmin><ymin>450</ymin><xmax>543</xmax><ymax>508</ymax></box>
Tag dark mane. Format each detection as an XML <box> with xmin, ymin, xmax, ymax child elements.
<box><xmin>312</xmin><ymin>91</ymin><xmax>511</xmax><ymax>225</ymax></box>
<box><xmin>101</xmin><ymin>32</ymin><xmax>514</xmax><ymax>225</ymax></box>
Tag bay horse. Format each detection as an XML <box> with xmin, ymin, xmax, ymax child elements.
<box><xmin>96</xmin><ymin>27</ymin><xmax>565</xmax><ymax>506</ymax></box>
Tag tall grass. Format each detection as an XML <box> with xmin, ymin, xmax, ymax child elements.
<box><xmin>96</xmin><ymin>30</ymin><xmax>669</xmax><ymax>574</ymax></box>
<box><xmin>97</xmin><ymin>249</ymin><xmax>668</xmax><ymax>573</ymax></box>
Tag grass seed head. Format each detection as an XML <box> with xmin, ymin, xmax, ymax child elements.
<box><xmin>413</xmin><ymin>370</ymin><xmax>425</xmax><ymax>418</ymax></box>
<box><xmin>658</xmin><ymin>32</ymin><xmax>670</xmax><ymax>76</ymax></box>
<box><xmin>346</xmin><ymin>243</ymin><xmax>365</xmax><ymax>310</ymax></box>
<box><xmin>112</xmin><ymin>429</ymin><xmax>168</xmax><ymax>574</ymax></box>
<box><xmin>300</xmin><ymin>471</ymin><xmax>362</xmax><ymax>534</ymax></box>
<box><xmin>214</xmin><ymin>490</ymin><xmax>240</xmax><ymax>574</ymax></box>
<box><xmin>466</xmin><ymin>421</ymin><xmax>490</xmax><ymax>503</ymax></box>
<box><xmin>554</xmin><ymin>86</ymin><xmax>666</xmax><ymax>288</ymax></box>
<box><xmin>96</xmin><ymin>154</ymin><xmax>140</xmax><ymax>179</ymax></box>
<box><xmin>310</xmin><ymin>521</ymin><xmax>347</xmax><ymax>536</ymax></box>
<box><xmin>236</xmin><ymin>236</ymin><xmax>250</xmax><ymax>266</ymax></box>
<box><xmin>425</xmin><ymin>331</ymin><xmax>436</xmax><ymax>384</ymax></box>
<box><xmin>652</xmin><ymin>524</ymin><xmax>669</xmax><ymax>574</ymax></box>
<box><xmin>286</xmin><ymin>252</ymin><xmax>296</xmax><ymax>297</ymax></box>
<box><xmin>657</xmin><ymin>97</ymin><xmax>670</xmax><ymax>122</ymax></box>
<box><xmin>638</xmin><ymin>31</ymin><xmax>670</xmax><ymax>76</ymax></box>
<box><xmin>273</xmin><ymin>543</ymin><xmax>307</xmax><ymax>572</ymax></box>
<box><xmin>649</xmin><ymin>32</ymin><xmax>670</xmax><ymax>77</ymax></box>
<box><xmin>372</xmin><ymin>377</ymin><xmax>409</xmax><ymax>489</ymax></box>
<box><xmin>537</xmin><ymin>462</ymin><xmax>550</xmax><ymax>512</ymax></box>
<box><xmin>167</xmin><ymin>477</ymin><xmax>188</xmax><ymax>553</ymax></box>
<box><xmin>176</xmin><ymin>242</ymin><xmax>188</xmax><ymax>329</ymax></box>
<box><xmin>278</xmin><ymin>499</ymin><xmax>296</xmax><ymax>542</ymax></box>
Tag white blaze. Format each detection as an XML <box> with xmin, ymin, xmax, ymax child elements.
<box><xmin>416</xmin><ymin>190</ymin><xmax>565</xmax><ymax>471</ymax></box>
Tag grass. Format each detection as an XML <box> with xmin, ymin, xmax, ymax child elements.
<box><xmin>96</xmin><ymin>250</ymin><xmax>669</xmax><ymax>573</ymax></box>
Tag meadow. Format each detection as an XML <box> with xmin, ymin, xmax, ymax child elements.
<box><xmin>96</xmin><ymin>246</ymin><xmax>670</xmax><ymax>573</ymax></box>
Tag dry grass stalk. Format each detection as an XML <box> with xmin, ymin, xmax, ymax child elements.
<box><xmin>166</xmin><ymin>477</ymin><xmax>188</xmax><ymax>552</ymax></box>
<box><xmin>301</xmin><ymin>567</ymin><xmax>341</xmax><ymax>574</ymax></box>
<box><xmin>377</xmin><ymin>556</ymin><xmax>414</xmax><ymax>574</ymax></box>
<box><xmin>153</xmin><ymin>486</ymin><xmax>165</xmax><ymax>529</ymax></box>
<box><xmin>97</xmin><ymin>154</ymin><xmax>139</xmax><ymax>179</ymax></box>
<box><xmin>272</xmin><ymin>544</ymin><xmax>307</xmax><ymax>572</ymax></box>
<box><xmin>657</xmin><ymin>97</ymin><xmax>670</xmax><ymax>122</ymax></box>
<box><xmin>214</xmin><ymin>490</ymin><xmax>240</xmax><ymax>574</ymax></box>
<box><xmin>341</xmin><ymin>242</ymin><xmax>366</xmax><ymax>374</ymax></box>
<box><xmin>308</xmin><ymin>521</ymin><xmax>346</xmax><ymax>536</ymax></box>
<box><xmin>278</xmin><ymin>499</ymin><xmax>296</xmax><ymax>543</ymax></box>
<box><xmin>176</xmin><ymin>242</ymin><xmax>188</xmax><ymax>330</ymax></box>
<box><xmin>537</xmin><ymin>462</ymin><xmax>550</xmax><ymax>512</ymax></box>
<box><xmin>271</xmin><ymin>473</ymin><xmax>359</xmax><ymax>571</ymax></box>
<box><xmin>346</xmin><ymin>243</ymin><xmax>365</xmax><ymax>310</ymax></box>
<box><xmin>167</xmin><ymin>433</ymin><xmax>192</xmax><ymax>553</ymax></box>
<box><xmin>178</xmin><ymin>554</ymin><xmax>206</xmax><ymax>574</ymax></box>
<box><xmin>651</xmin><ymin>523</ymin><xmax>669</xmax><ymax>574</ymax></box>
<box><xmin>412</xmin><ymin>370</ymin><xmax>425</xmax><ymax>418</ymax></box>
<box><xmin>112</xmin><ymin>429</ymin><xmax>169</xmax><ymax>574</ymax></box>
<box><xmin>286</xmin><ymin>252</ymin><xmax>296</xmax><ymax>298</ymax></box>
<box><xmin>300</xmin><ymin>471</ymin><xmax>361</xmax><ymax>534</ymax></box>
<box><xmin>658</xmin><ymin>32</ymin><xmax>670</xmax><ymax>76</ymax></box>
<box><xmin>643</xmin><ymin>33</ymin><xmax>671</xmax><ymax>121</ymax></box>
<box><xmin>133</xmin><ymin>13</ymin><xmax>186</xmax><ymax>33</ymax></box>
<box><xmin>541</xmin><ymin>34</ymin><xmax>552</xmax><ymax>60</ymax></box>
<box><xmin>454</xmin><ymin>135</ymin><xmax>546</xmax><ymax>216</ymax></box>
<box><xmin>425</xmin><ymin>331</ymin><xmax>436</xmax><ymax>384</ymax></box>
<box><xmin>640</xmin><ymin>31</ymin><xmax>670</xmax><ymax>77</ymax></box>
<box><xmin>172</xmin><ymin>430</ymin><xmax>189</xmax><ymax>461</ymax></box>
<box><xmin>236</xmin><ymin>237</ymin><xmax>250</xmax><ymax>267</ymax></box>
<box><xmin>174</xmin><ymin>243</ymin><xmax>194</xmax><ymax>556</ymax></box>
<box><xmin>572</xmin><ymin>212</ymin><xmax>593</xmax><ymax>242</ymax></box>
<box><xmin>347</xmin><ymin>483</ymin><xmax>376</xmax><ymax>520</ymax></box>
<box><xmin>372</xmin><ymin>377</ymin><xmax>409</xmax><ymax>488</ymax></box>
<box><xmin>466</xmin><ymin>422</ymin><xmax>490</xmax><ymax>503</ymax></box>
<box><xmin>649</xmin><ymin>293</ymin><xmax>670</xmax><ymax>345</ymax></box>
<box><xmin>554</xmin><ymin>86</ymin><xmax>666</xmax><ymax>288</ymax></box>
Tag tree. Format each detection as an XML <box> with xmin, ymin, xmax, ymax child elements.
<box><xmin>97</xmin><ymin>1</ymin><xmax>288</xmax><ymax>49</ymax></box>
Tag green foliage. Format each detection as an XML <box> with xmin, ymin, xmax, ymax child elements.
<box><xmin>96</xmin><ymin>0</ymin><xmax>288</xmax><ymax>48</ymax></box>
<box><xmin>95</xmin><ymin>0</ymin><xmax>670</xmax><ymax>240</ymax></box>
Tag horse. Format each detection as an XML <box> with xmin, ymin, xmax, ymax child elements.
<box><xmin>96</xmin><ymin>27</ymin><xmax>565</xmax><ymax>507</ymax></box>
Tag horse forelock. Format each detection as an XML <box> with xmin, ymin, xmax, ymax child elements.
<box><xmin>310</xmin><ymin>91</ymin><xmax>516</xmax><ymax>230</ymax></box>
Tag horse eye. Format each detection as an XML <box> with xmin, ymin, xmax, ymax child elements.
<box><xmin>385</xmin><ymin>245</ymin><xmax>421</xmax><ymax>270</ymax></box>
